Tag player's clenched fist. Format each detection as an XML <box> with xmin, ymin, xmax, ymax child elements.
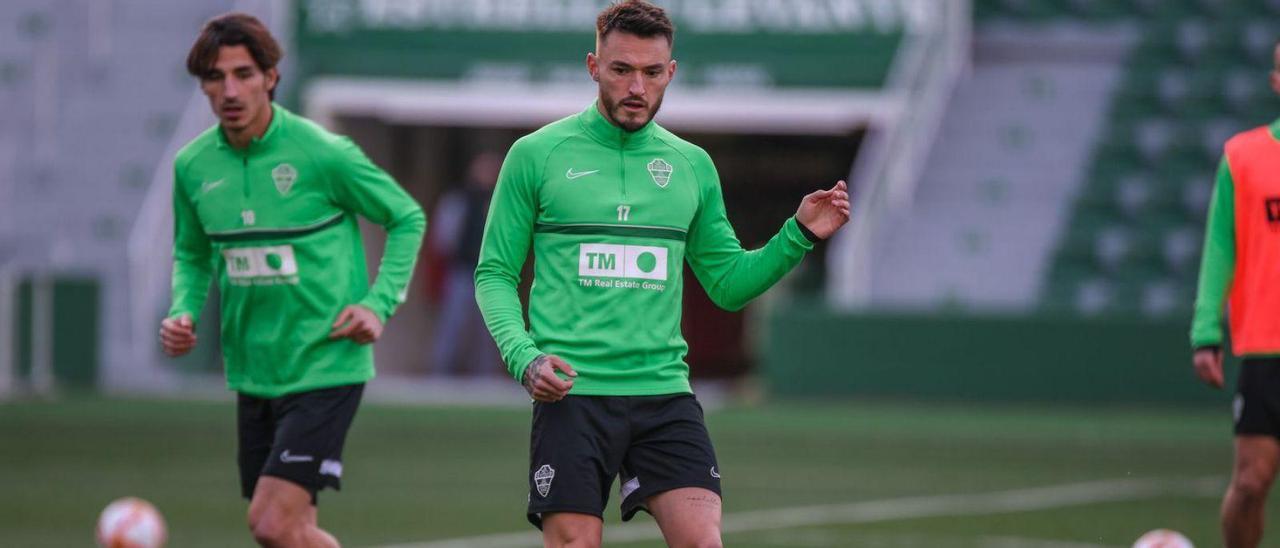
<box><xmin>160</xmin><ymin>314</ymin><xmax>197</xmax><ymax>357</ymax></box>
<box><xmin>329</xmin><ymin>304</ymin><xmax>383</xmax><ymax>345</ymax></box>
<box><xmin>523</xmin><ymin>355</ymin><xmax>578</xmax><ymax>402</ymax></box>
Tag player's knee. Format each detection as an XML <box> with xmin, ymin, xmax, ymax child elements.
<box><xmin>676</xmin><ymin>530</ymin><xmax>722</xmax><ymax>548</ymax></box>
<box><xmin>542</xmin><ymin>524</ymin><xmax>601</xmax><ymax>548</ymax></box>
<box><xmin>1231</xmin><ymin>471</ymin><xmax>1275</xmax><ymax>503</ymax></box>
<box><xmin>543</xmin><ymin>531</ymin><xmax>601</xmax><ymax>548</ymax></box>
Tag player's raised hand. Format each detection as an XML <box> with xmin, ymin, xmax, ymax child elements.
<box><xmin>329</xmin><ymin>304</ymin><xmax>383</xmax><ymax>344</ymax></box>
<box><xmin>796</xmin><ymin>180</ymin><xmax>851</xmax><ymax>240</ymax></box>
<box><xmin>160</xmin><ymin>314</ymin><xmax>197</xmax><ymax>357</ymax></box>
<box><xmin>523</xmin><ymin>355</ymin><xmax>577</xmax><ymax>402</ymax></box>
<box><xmin>1193</xmin><ymin>347</ymin><xmax>1225</xmax><ymax>389</ymax></box>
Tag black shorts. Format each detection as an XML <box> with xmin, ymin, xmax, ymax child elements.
<box><xmin>237</xmin><ymin>383</ymin><xmax>364</xmax><ymax>504</ymax></box>
<box><xmin>1235</xmin><ymin>358</ymin><xmax>1280</xmax><ymax>437</ymax></box>
<box><xmin>526</xmin><ymin>394</ymin><xmax>721</xmax><ymax>529</ymax></box>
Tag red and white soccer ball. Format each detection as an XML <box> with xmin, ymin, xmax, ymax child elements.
<box><xmin>95</xmin><ymin>497</ymin><xmax>167</xmax><ymax>548</ymax></box>
<box><xmin>1133</xmin><ymin>529</ymin><xmax>1193</xmax><ymax>548</ymax></box>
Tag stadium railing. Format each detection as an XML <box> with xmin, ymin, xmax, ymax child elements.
<box><xmin>830</xmin><ymin>0</ymin><xmax>972</xmax><ymax>308</ymax></box>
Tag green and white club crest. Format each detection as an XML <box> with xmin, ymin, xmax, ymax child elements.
<box><xmin>647</xmin><ymin>158</ymin><xmax>673</xmax><ymax>188</ymax></box>
<box><xmin>534</xmin><ymin>464</ymin><xmax>555</xmax><ymax>497</ymax></box>
<box><xmin>272</xmin><ymin>163</ymin><xmax>298</xmax><ymax>196</ymax></box>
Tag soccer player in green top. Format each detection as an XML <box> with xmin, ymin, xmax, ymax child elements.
<box><xmin>1191</xmin><ymin>40</ymin><xmax>1280</xmax><ymax>548</ymax></box>
<box><xmin>475</xmin><ymin>2</ymin><xmax>850</xmax><ymax>545</ymax></box>
<box><xmin>159</xmin><ymin>13</ymin><xmax>425</xmax><ymax>547</ymax></box>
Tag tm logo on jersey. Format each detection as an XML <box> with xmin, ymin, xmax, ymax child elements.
<box><xmin>223</xmin><ymin>245</ymin><xmax>300</xmax><ymax>286</ymax></box>
<box><xmin>578</xmin><ymin>243</ymin><xmax>668</xmax><ymax>291</ymax></box>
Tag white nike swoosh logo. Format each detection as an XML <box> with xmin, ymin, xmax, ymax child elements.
<box><xmin>566</xmin><ymin>168</ymin><xmax>599</xmax><ymax>180</ymax></box>
<box><xmin>280</xmin><ymin>450</ymin><xmax>314</xmax><ymax>463</ymax></box>
<box><xmin>201</xmin><ymin>179</ymin><xmax>224</xmax><ymax>194</ymax></box>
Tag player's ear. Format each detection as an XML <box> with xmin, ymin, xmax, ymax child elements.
<box><xmin>586</xmin><ymin>52</ymin><xmax>599</xmax><ymax>82</ymax></box>
<box><xmin>668</xmin><ymin>59</ymin><xmax>677</xmax><ymax>80</ymax></box>
<box><xmin>264</xmin><ymin>67</ymin><xmax>279</xmax><ymax>95</ymax></box>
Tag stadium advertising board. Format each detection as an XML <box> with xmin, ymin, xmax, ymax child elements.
<box><xmin>295</xmin><ymin>0</ymin><xmax>935</xmax><ymax>90</ymax></box>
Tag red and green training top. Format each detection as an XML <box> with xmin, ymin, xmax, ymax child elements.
<box><xmin>1191</xmin><ymin>117</ymin><xmax>1280</xmax><ymax>354</ymax></box>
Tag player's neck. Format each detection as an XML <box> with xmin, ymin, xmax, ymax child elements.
<box><xmin>222</xmin><ymin>106</ymin><xmax>274</xmax><ymax>150</ymax></box>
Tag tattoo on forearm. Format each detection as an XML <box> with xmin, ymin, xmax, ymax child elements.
<box><xmin>523</xmin><ymin>355</ymin><xmax>549</xmax><ymax>392</ymax></box>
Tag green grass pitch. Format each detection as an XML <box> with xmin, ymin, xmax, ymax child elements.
<box><xmin>0</xmin><ymin>397</ymin><xmax>1254</xmax><ymax>547</ymax></box>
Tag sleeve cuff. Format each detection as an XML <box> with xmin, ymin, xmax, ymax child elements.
<box><xmin>166</xmin><ymin>307</ymin><xmax>200</xmax><ymax>324</ymax></box>
<box><xmin>793</xmin><ymin>216</ymin><xmax>821</xmax><ymax>244</ymax></box>
<box><xmin>356</xmin><ymin>299</ymin><xmax>391</xmax><ymax>323</ymax></box>
<box><xmin>783</xmin><ymin>217</ymin><xmax>817</xmax><ymax>251</ymax></box>
<box><xmin>510</xmin><ymin>349</ymin><xmax>545</xmax><ymax>384</ymax></box>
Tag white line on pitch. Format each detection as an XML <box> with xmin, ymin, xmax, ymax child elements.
<box><xmin>371</xmin><ymin>476</ymin><xmax>1223</xmax><ymax>548</ymax></box>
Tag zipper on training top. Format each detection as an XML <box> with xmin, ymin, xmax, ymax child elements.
<box><xmin>618</xmin><ymin>134</ymin><xmax>628</xmax><ymax>200</ymax></box>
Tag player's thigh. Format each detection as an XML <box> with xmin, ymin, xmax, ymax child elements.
<box><xmin>262</xmin><ymin>383</ymin><xmax>365</xmax><ymax>500</ymax></box>
<box><xmin>237</xmin><ymin>392</ymin><xmax>276</xmax><ymax>500</ymax></box>
<box><xmin>647</xmin><ymin>487</ymin><xmax>723</xmax><ymax>547</ymax></box>
<box><xmin>1233</xmin><ymin>435</ymin><xmax>1280</xmax><ymax>490</ymax></box>
<box><xmin>619</xmin><ymin>395</ymin><xmax>721</xmax><ymax>521</ymax></box>
<box><xmin>527</xmin><ymin>396</ymin><xmax>628</xmax><ymax>529</ymax></box>
<box><xmin>540</xmin><ymin>512</ymin><xmax>604</xmax><ymax>548</ymax></box>
<box><xmin>1234</xmin><ymin>359</ymin><xmax>1280</xmax><ymax>490</ymax></box>
<box><xmin>248</xmin><ymin>476</ymin><xmax>316</xmax><ymax>527</ymax></box>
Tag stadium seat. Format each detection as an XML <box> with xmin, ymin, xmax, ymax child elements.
<box><xmin>1036</xmin><ymin>1</ymin><xmax>1280</xmax><ymax>317</ymax></box>
<box><xmin>1174</xmin><ymin>21</ymin><xmax>1212</xmax><ymax>62</ymax></box>
<box><xmin>1161</xmin><ymin>226</ymin><xmax>1202</xmax><ymax>274</ymax></box>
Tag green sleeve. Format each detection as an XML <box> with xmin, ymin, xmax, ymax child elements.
<box><xmin>168</xmin><ymin>164</ymin><xmax>214</xmax><ymax>323</ymax></box>
<box><xmin>1190</xmin><ymin>157</ymin><xmax>1236</xmax><ymax>348</ymax></box>
<box><xmin>328</xmin><ymin>138</ymin><xmax>427</xmax><ymax>322</ymax></box>
<box><xmin>685</xmin><ymin>157</ymin><xmax>814</xmax><ymax>312</ymax></box>
<box><xmin>475</xmin><ymin>140</ymin><xmax>544</xmax><ymax>382</ymax></box>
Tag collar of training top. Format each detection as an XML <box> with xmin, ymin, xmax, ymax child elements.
<box><xmin>579</xmin><ymin>101</ymin><xmax>658</xmax><ymax>150</ymax></box>
<box><xmin>216</xmin><ymin>102</ymin><xmax>286</xmax><ymax>152</ymax></box>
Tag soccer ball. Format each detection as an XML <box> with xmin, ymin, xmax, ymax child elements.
<box><xmin>95</xmin><ymin>497</ymin><xmax>167</xmax><ymax>548</ymax></box>
<box><xmin>1133</xmin><ymin>529</ymin><xmax>1193</xmax><ymax>548</ymax></box>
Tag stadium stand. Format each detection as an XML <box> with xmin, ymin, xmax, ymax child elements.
<box><xmin>0</xmin><ymin>0</ymin><xmax>238</xmax><ymax>394</ymax></box>
<box><xmin>1026</xmin><ymin>0</ymin><xmax>1280</xmax><ymax>317</ymax></box>
<box><xmin>869</xmin><ymin>0</ymin><xmax>1280</xmax><ymax>316</ymax></box>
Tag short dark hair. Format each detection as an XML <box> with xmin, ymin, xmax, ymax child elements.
<box><xmin>596</xmin><ymin>1</ymin><xmax>675</xmax><ymax>47</ymax></box>
<box><xmin>186</xmin><ymin>13</ymin><xmax>282</xmax><ymax>97</ymax></box>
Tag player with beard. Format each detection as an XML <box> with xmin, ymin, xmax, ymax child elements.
<box><xmin>474</xmin><ymin>1</ymin><xmax>850</xmax><ymax>546</ymax></box>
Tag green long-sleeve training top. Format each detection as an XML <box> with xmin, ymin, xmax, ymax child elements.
<box><xmin>1191</xmin><ymin>118</ymin><xmax>1280</xmax><ymax>350</ymax></box>
<box><xmin>475</xmin><ymin>103</ymin><xmax>815</xmax><ymax>396</ymax></box>
<box><xmin>169</xmin><ymin>104</ymin><xmax>426</xmax><ymax>398</ymax></box>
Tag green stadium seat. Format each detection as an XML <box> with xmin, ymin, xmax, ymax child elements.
<box><xmin>1181</xmin><ymin>172</ymin><xmax>1214</xmax><ymax>221</ymax></box>
<box><xmin>1161</xmin><ymin>225</ymin><xmax>1202</xmax><ymax>274</ymax></box>
<box><xmin>1037</xmin><ymin>0</ymin><xmax>1276</xmax><ymax>317</ymax></box>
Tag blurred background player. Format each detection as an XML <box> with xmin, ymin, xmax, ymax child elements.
<box><xmin>474</xmin><ymin>2</ymin><xmax>849</xmax><ymax>546</ymax></box>
<box><xmin>427</xmin><ymin>151</ymin><xmax>502</xmax><ymax>378</ymax></box>
<box><xmin>158</xmin><ymin>12</ymin><xmax>425</xmax><ymax>547</ymax></box>
<box><xmin>1190</xmin><ymin>39</ymin><xmax>1280</xmax><ymax>548</ymax></box>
